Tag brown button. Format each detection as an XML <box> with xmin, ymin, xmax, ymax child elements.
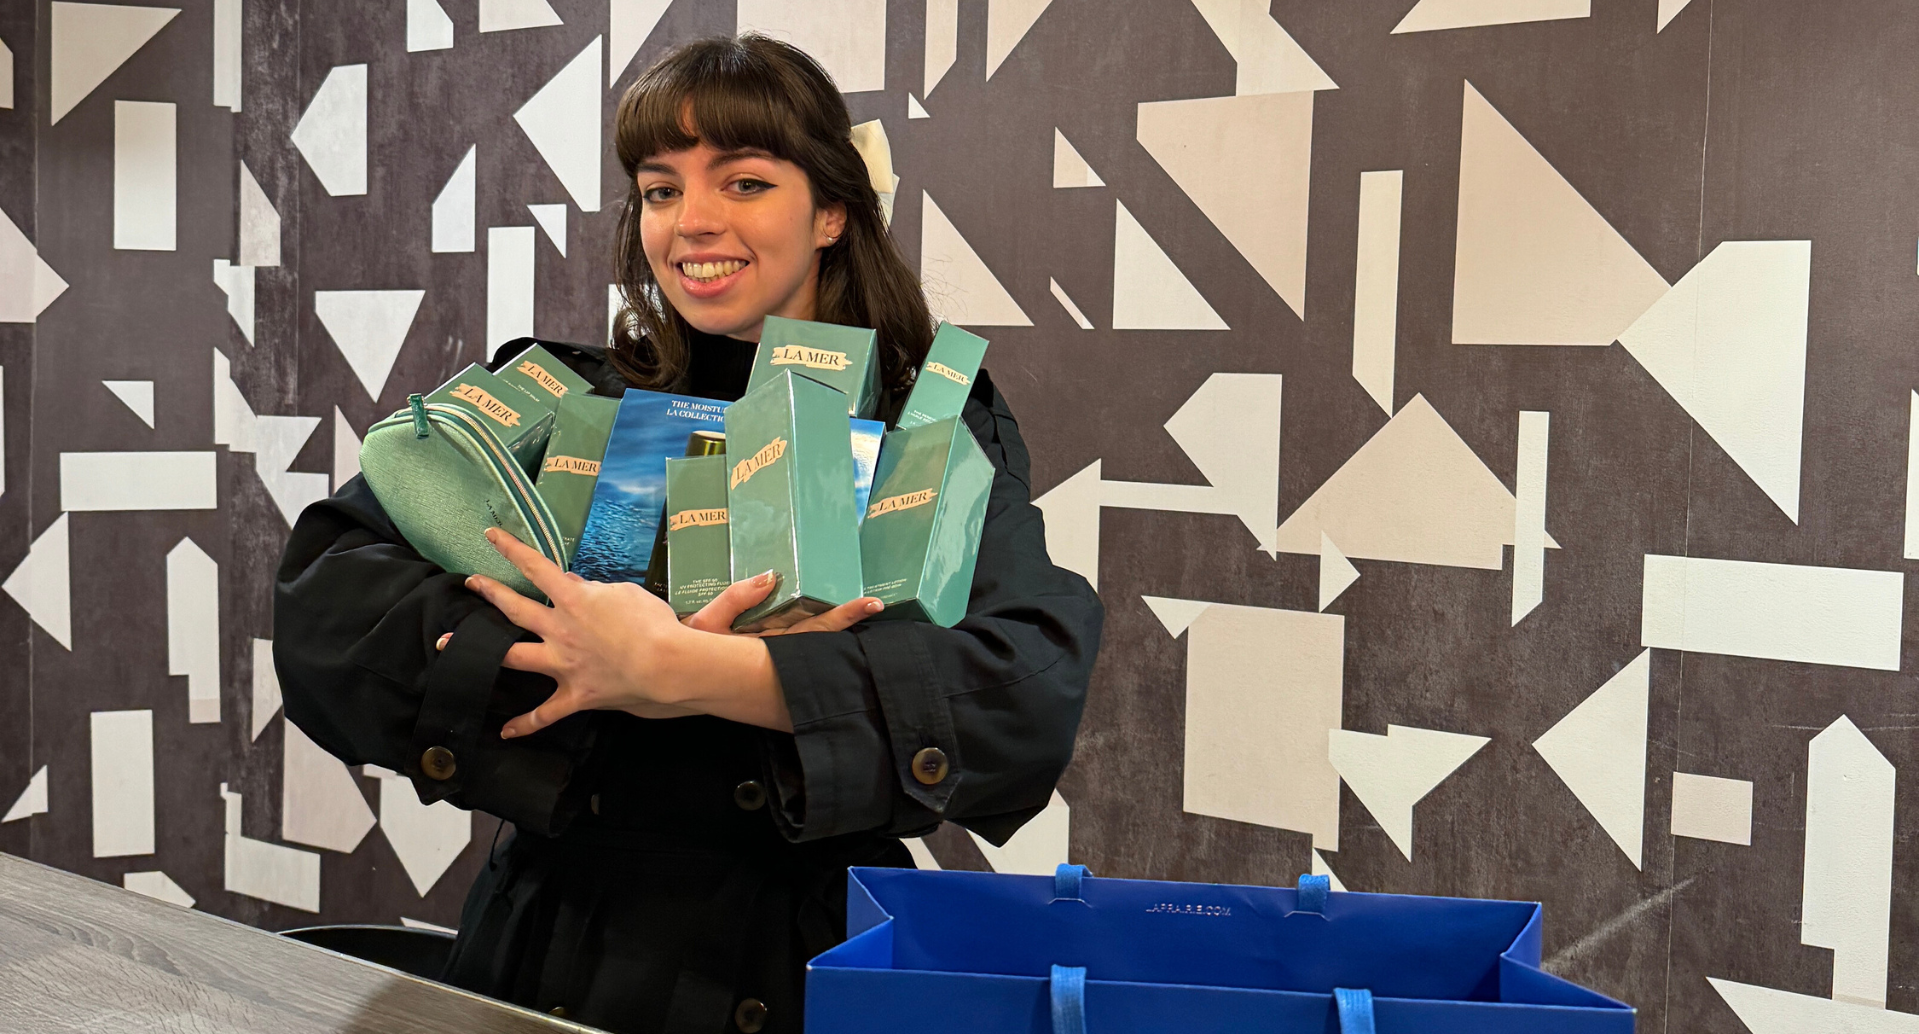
<box><xmin>734</xmin><ymin>998</ymin><xmax>768</xmax><ymax>1033</ymax></box>
<box><xmin>734</xmin><ymin>780</ymin><xmax>766</xmax><ymax>811</ymax></box>
<box><xmin>420</xmin><ymin>746</ymin><xmax>457</xmax><ymax>781</ymax></box>
<box><xmin>910</xmin><ymin>747</ymin><xmax>949</xmax><ymax>785</ymax></box>
<box><xmin>549</xmin><ymin>1005</ymin><xmax>567</xmax><ymax>1018</ymax></box>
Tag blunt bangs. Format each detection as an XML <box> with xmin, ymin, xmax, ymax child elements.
<box><xmin>615</xmin><ymin>37</ymin><xmax>839</xmax><ymax>180</ymax></box>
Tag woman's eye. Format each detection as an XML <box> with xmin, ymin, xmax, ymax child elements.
<box><xmin>641</xmin><ymin>186</ymin><xmax>679</xmax><ymax>203</ymax></box>
<box><xmin>731</xmin><ymin>178</ymin><xmax>772</xmax><ymax>195</ymax></box>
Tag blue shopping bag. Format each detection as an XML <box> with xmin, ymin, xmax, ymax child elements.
<box><xmin>807</xmin><ymin>866</ymin><xmax>1634</xmax><ymax>1033</ymax></box>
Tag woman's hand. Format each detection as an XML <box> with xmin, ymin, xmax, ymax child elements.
<box><xmin>682</xmin><ymin>572</ymin><xmax>883</xmax><ymax>636</ymax></box>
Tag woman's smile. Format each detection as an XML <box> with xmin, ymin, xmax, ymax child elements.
<box><xmin>674</xmin><ymin>254</ymin><xmax>752</xmax><ymax>298</ymax></box>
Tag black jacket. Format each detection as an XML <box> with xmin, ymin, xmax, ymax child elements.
<box><xmin>273</xmin><ymin>336</ymin><xmax>1103</xmax><ymax>1033</ymax></box>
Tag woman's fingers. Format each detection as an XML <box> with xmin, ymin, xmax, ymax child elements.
<box><xmin>486</xmin><ymin>528</ymin><xmax>575</xmax><ymax>604</ymax></box>
<box><xmin>435</xmin><ymin>633</ymin><xmax>451</xmax><ymax>651</ymax></box>
<box><xmin>773</xmin><ymin>597</ymin><xmax>883</xmax><ymax>636</ymax></box>
<box><xmin>500</xmin><ymin>641</ymin><xmax>557</xmax><ymax>676</ymax></box>
<box><xmin>682</xmin><ymin>571</ymin><xmax>779</xmax><ymax>634</ymax></box>
<box><xmin>464</xmin><ymin>573</ymin><xmax>556</xmax><ymax>634</ymax></box>
<box><xmin>500</xmin><ymin>687</ymin><xmax>585</xmax><ymax>739</ymax></box>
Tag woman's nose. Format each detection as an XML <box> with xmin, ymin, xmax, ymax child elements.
<box><xmin>676</xmin><ymin>189</ymin><xmax>723</xmax><ymax>237</ymax></box>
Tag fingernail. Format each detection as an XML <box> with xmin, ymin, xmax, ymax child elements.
<box><xmin>758</xmin><ymin>570</ymin><xmax>776</xmax><ymax>586</ymax></box>
<box><xmin>464</xmin><ymin>575</ymin><xmax>478</xmax><ymax>589</ymax></box>
<box><xmin>435</xmin><ymin>633</ymin><xmax>451</xmax><ymax>651</ymax></box>
<box><xmin>500</xmin><ymin>727</ymin><xmax>517</xmax><ymax>740</ymax></box>
<box><xmin>865</xmin><ymin>600</ymin><xmax>883</xmax><ymax>613</ymax></box>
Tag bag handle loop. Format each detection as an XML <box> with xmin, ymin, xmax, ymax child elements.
<box><xmin>1053</xmin><ymin>862</ymin><xmax>1092</xmax><ymax>901</ymax></box>
<box><xmin>1050</xmin><ymin>964</ymin><xmax>1087</xmax><ymax>1034</ymax></box>
<box><xmin>1295</xmin><ymin>872</ymin><xmax>1330</xmax><ymax>915</ymax></box>
<box><xmin>1334</xmin><ymin>987</ymin><xmax>1375</xmax><ymax>1034</ymax></box>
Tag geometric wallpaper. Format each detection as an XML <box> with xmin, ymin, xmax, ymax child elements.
<box><xmin>4</xmin><ymin>1</ymin><xmax>1919</xmax><ymax>1031</ymax></box>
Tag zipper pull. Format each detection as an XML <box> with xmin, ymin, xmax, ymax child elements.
<box><xmin>408</xmin><ymin>394</ymin><xmax>430</xmax><ymax>439</ymax></box>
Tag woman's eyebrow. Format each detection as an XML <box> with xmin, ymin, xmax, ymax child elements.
<box><xmin>709</xmin><ymin>148</ymin><xmax>776</xmax><ymax>168</ymax></box>
<box><xmin>633</xmin><ymin>159</ymin><xmax>678</xmax><ymax>177</ymax></box>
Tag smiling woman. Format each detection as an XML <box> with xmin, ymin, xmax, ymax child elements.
<box><xmin>273</xmin><ymin>32</ymin><xmax>1102</xmax><ymax>1034</ymax></box>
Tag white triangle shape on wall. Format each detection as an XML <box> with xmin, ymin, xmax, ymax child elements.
<box><xmin>1141</xmin><ymin>596</ymin><xmax>1211</xmax><ymax>636</ymax></box>
<box><xmin>333</xmin><ymin>407</ymin><xmax>361</xmax><ymax>489</ymax></box>
<box><xmin>1319</xmin><ymin>533</ymin><xmax>1359</xmax><ymax>610</ymax></box>
<box><xmin>514</xmin><ymin>37</ymin><xmax>603</xmax><ymax>212</ymax></box>
<box><xmin>919</xmin><ymin>192</ymin><xmax>1032</xmax><ymax>327</ymax></box>
<box><xmin>1187</xmin><ymin>0</ymin><xmax>1337</xmax><ymax>94</ymax></box>
<box><xmin>1112</xmin><ymin>200</ymin><xmax>1227</xmax><ymax>331</ymax></box>
<box><xmin>479</xmin><ymin>0</ymin><xmax>563</xmax><ymax>32</ymax></box>
<box><xmin>1657</xmin><ymin>0</ymin><xmax>1694</xmax><ymax>30</ymax></box>
<box><xmin>1052</xmin><ymin>129</ymin><xmax>1104</xmax><ymax>188</ymax></box>
<box><xmin>1532</xmin><ymin>649</ymin><xmax>1650</xmax><ymax>869</ymax></box>
<box><xmin>406</xmin><ymin>0</ymin><xmax>454</xmax><ymax>51</ymax></box>
<box><xmin>1616</xmin><ymin>240</ymin><xmax>1809</xmax><ymax>523</ymax></box>
<box><xmin>907</xmin><ymin>94</ymin><xmax>930</xmax><ymax>119</ymax></box>
<box><xmin>0</xmin><ymin>206</ymin><xmax>69</xmax><ymax>323</ymax></box>
<box><xmin>431</xmin><ymin>146</ymin><xmax>477</xmax><ymax>254</ymax></box>
<box><xmin>49</xmin><ymin>2</ymin><xmax>180</xmax><ymax>124</ymax></box>
<box><xmin>3</xmin><ymin>514</ymin><xmax>71</xmax><ymax>650</ymax></box>
<box><xmin>1328</xmin><ymin>724</ymin><xmax>1490</xmax><ymax>861</ymax></box>
<box><xmin>609</xmin><ymin>0</ymin><xmax>672</xmax><ymax>85</ymax></box>
<box><xmin>2</xmin><ymin>765</ymin><xmax>48</xmax><ymax>823</ymax></box>
<box><xmin>314</xmin><ymin>289</ymin><xmax>427</xmax><ymax>401</ymax></box>
<box><xmin>528</xmin><ymin>203</ymin><xmax>568</xmax><ymax>256</ymax></box>
<box><xmin>1393</xmin><ymin>0</ymin><xmax>1589</xmax><ymax>34</ymax></box>
<box><xmin>103</xmin><ymin>379</ymin><xmax>155</xmax><ymax>428</ymax></box>
<box><xmin>986</xmin><ymin>0</ymin><xmax>1054</xmax><ymax>79</ymax></box>
<box><xmin>282</xmin><ymin>721</ymin><xmax>376</xmax><ymax>854</ymax></box>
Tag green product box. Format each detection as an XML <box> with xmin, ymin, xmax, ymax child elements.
<box><xmin>745</xmin><ymin>315</ymin><xmax>881</xmax><ymax>419</ymax></box>
<box><xmin>496</xmin><ymin>342</ymin><xmax>596</xmax><ymax>409</ymax></box>
<box><xmin>897</xmin><ymin>322</ymin><xmax>989</xmax><ymax>430</ymax></box>
<box><xmin>425</xmin><ymin>364</ymin><xmax>556</xmax><ymax>471</ymax></box>
<box><xmin>858</xmin><ymin>416</ymin><xmax>994</xmax><ymax>627</ymax></box>
<box><xmin>534</xmin><ymin>392</ymin><xmax>620</xmax><ymax>566</ymax></box>
<box><xmin>724</xmin><ymin>371</ymin><xmax>864</xmax><ymax>631</ymax></box>
<box><xmin>664</xmin><ymin>454</ymin><xmax>732</xmax><ymax>615</ymax></box>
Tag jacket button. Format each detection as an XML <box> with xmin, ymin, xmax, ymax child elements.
<box><xmin>548</xmin><ymin>1006</ymin><xmax>566</xmax><ymax>1018</ymax></box>
<box><xmin>589</xmin><ymin>793</ymin><xmax>601</xmax><ymax>816</ymax></box>
<box><xmin>733</xmin><ymin>780</ymin><xmax>766</xmax><ymax>811</ymax></box>
<box><xmin>734</xmin><ymin>998</ymin><xmax>768</xmax><ymax>1033</ymax></box>
<box><xmin>910</xmin><ymin>747</ymin><xmax>949</xmax><ymax>785</ymax></box>
<box><xmin>420</xmin><ymin>746</ymin><xmax>457</xmax><ymax>781</ymax></box>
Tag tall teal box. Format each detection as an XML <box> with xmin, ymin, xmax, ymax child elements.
<box><xmin>858</xmin><ymin>416</ymin><xmax>993</xmax><ymax>627</ymax></box>
<box><xmin>897</xmin><ymin>323</ymin><xmax>989</xmax><ymax>431</ymax></box>
<box><xmin>724</xmin><ymin>371</ymin><xmax>864</xmax><ymax>631</ymax></box>
<box><xmin>746</xmin><ymin>315</ymin><xmax>881</xmax><ymax>419</ymax></box>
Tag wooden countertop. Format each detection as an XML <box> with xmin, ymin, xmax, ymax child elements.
<box><xmin>0</xmin><ymin>853</ymin><xmax>604</xmax><ymax>1033</ymax></box>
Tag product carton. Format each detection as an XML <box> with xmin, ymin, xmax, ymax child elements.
<box><xmin>644</xmin><ymin>431</ymin><xmax>726</xmax><ymax>595</ymax></box>
<box><xmin>495</xmin><ymin>342</ymin><xmax>596</xmax><ymax>409</ymax></box>
<box><xmin>897</xmin><ymin>323</ymin><xmax>989</xmax><ymax>430</ymax></box>
<box><xmin>572</xmin><ymin>390</ymin><xmax>729</xmax><ymax>584</ymax></box>
<box><xmin>858</xmin><ymin>416</ymin><xmax>993</xmax><ymax>627</ymax></box>
<box><xmin>851</xmin><ymin>418</ymin><xmax>884</xmax><ymax>519</ymax></box>
<box><xmin>745</xmin><ymin>315</ymin><xmax>881</xmax><ymax>419</ymax></box>
<box><xmin>664</xmin><ymin>454</ymin><xmax>732</xmax><ymax>615</ymax></box>
<box><xmin>425</xmin><ymin>364</ymin><xmax>556</xmax><ymax>471</ymax></box>
<box><xmin>533</xmin><ymin>392</ymin><xmax>620</xmax><ymax>566</ymax></box>
<box><xmin>724</xmin><ymin>371</ymin><xmax>863</xmax><ymax>631</ymax></box>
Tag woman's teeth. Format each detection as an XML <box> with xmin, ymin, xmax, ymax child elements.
<box><xmin>681</xmin><ymin>260</ymin><xmax>746</xmax><ymax>282</ymax></box>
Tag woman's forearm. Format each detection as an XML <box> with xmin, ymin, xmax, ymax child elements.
<box><xmin>654</xmin><ymin>630</ymin><xmax>795</xmax><ymax>732</ymax></box>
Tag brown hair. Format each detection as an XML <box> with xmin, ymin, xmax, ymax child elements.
<box><xmin>609</xmin><ymin>34</ymin><xmax>934</xmax><ymax>394</ymax></box>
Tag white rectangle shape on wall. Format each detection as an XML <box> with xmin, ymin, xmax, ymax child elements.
<box><xmin>738</xmin><ymin>0</ymin><xmax>887</xmax><ymax>93</ymax></box>
<box><xmin>113</xmin><ymin>101</ymin><xmax>176</xmax><ymax>251</ymax></box>
<box><xmin>1511</xmin><ymin>410</ymin><xmax>1548</xmax><ymax>625</ymax></box>
<box><xmin>212</xmin><ymin>0</ymin><xmax>242</xmax><ymax>111</ymax></box>
<box><xmin>1351</xmin><ymin>170</ymin><xmax>1402</xmax><ymax>415</ymax></box>
<box><xmin>1669</xmin><ymin>772</ymin><xmax>1752</xmax><ymax>845</ymax></box>
<box><xmin>168</xmin><ymin>538</ymin><xmax>221</xmax><ymax>724</ymax></box>
<box><xmin>1640</xmin><ymin>554</ymin><xmax>1904</xmax><ymax>671</ymax></box>
<box><xmin>61</xmin><ymin>451</ymin><xmax>217</xmax><ymax>510</ymax></box>
<box><xmin>486</xmin><ymin>226</ymin><xmax>535</xmax><ymax>348</ymax></box>
<box><xmin>1905</xmin><ymin>391</ymin><xmax>1919</xmax><ymax>559</ymax></box>
<box><xmin>1182</xmin><ymin>603</ymin><xmax>1344</xmax><ymax>851</ymax></box>
<box><xmin>92</xmin><ymin>710</ymin><xmax>155</xmax><ymax>858</ymax></box>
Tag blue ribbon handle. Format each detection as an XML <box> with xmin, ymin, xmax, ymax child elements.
<box><xmin>1295</xmin><ymin>872</ymin><xmax>1330</xmax><ymax>915</ymax></box>
<box><xmin>1051</xmin><ymin>964</ymin><xmax>1087</xmax><ymax>1034</ymax></box>
<box><xmin>1054</xmin><ymin>862</ymin><xmax>1092</xmax><ymax>901</ymax></box>
<box><xmin>1334</xmin><ymin>987</ymin><xmax>1375</xmax><ymax>1034</ymax></box>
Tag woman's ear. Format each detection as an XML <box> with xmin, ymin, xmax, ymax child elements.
<box><xmin>816</xmin><ymin>202</ymin><xmax>848</xmax><ymax>248</ymax></box>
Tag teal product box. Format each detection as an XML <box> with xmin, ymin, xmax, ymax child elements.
<box><xmin>858</xmin><ymin>416</ymin><xmax>993</xmax><ymax>627</ymax></box>
<box><xmin>897</xmin><ymin>323</ymin><xmax>989</xmax><ymax>431</ymax></box>
<box><xmin>424</xmin><ymin>364</ymin><xmax>556</xmax><ymax>471</ymax></box>
<box><xmin>572</xmin><ymin>389</ymin><xmax>730</xmax><ymax>584</ymax></box>
<box><xmin>724</xmin><ymin>371</ymin><xmax>864</xmax><ymax>632</ymax></box>
<box><xmin>664</xmin><ymin>454</ymin><xmax>732</xmax><ymax>615</ymax></box>
<box><xmin>746</xmin><ymin>315</ymin><xmax>881</xmax><ymax>419</ymax></box>
<box><xmin>496</xmin><ymin>342</ymin><xmax>596</xmax><ymax>410</ymax></box>
<box><xmin>534</xmin><ymin>392</ymin><xmax>621</xmax><ymax>566</ymax></box>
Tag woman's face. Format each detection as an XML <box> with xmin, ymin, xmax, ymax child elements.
<box><xmin>635</xmin><ymin>141</ymin><xmax>847</xmax><ymax>341</ymax></box>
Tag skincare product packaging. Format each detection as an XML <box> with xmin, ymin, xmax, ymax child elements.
<box><xmin>724</xmin><ymin>371</ymin><xmax>863</xmax><ymax>631</ymax></box>
<box><xmin>572</xmin><ymin>389</ymin><xmax>729</xmax><ymax>584</ymax></box>
<box><xmin>495</xmin><ymin>342</ymin><xmax>596</xmax><ymax>409</ymax></box>
<box><xmin>424</xmin><ymin>364</ymin><xmax>557</xmax><ymax>470</ymax></box>
<box><xmin>745</xmin><ymin>315</ymin><xmax>881</xmax><ymax>419</ymax></box>
<box><xmin>897</xmin><ymin>323</ymin><xmax>989</xmax><ymax>430</ymax></box>
<box><xmin>858</xmin><ymin>416</ymin><xmax>993</xmax><ymax>627</ymax></box>
<box><xmin>664</xmin><ymin>453</ymin><xmax>732</xmax><ymax>615</ymax></box>
<box><xmin>533</xmin><ymin>391</ymin><xmax>620</xmax><ymax>565</ymax></box>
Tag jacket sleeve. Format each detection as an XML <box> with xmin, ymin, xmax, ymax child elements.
<box><xmin>273</xmin><ymin>476</ymin><xmax>598</xmax><ymax>836</ymax></box>
<box><xmin>758</xmin><ymin>372</ymin><xmax>1104</xmax><ymax>844</ymax></box>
